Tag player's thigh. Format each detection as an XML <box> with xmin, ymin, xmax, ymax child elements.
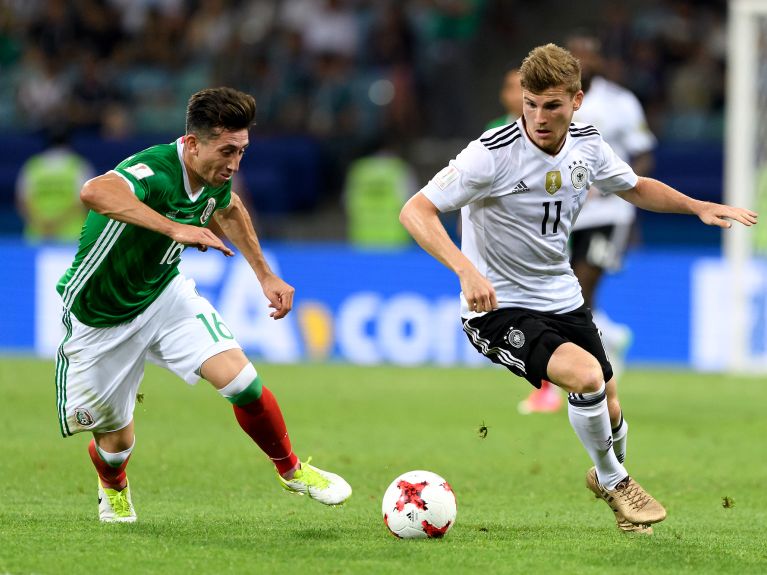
<box><xmin>56</xmin><ymin>311</ymin><xmax>147</xmax><ymax>437</ymax></box>
<box><xmin>147</xmin><ymin>276</ymin><xmax>244</xmax><ymax>386</ymax></box>
<box><xmin>554</xmin><ymin>305</ymin><xmax>614</xmax><ymax>383</ymax></box>
<box><xmin>463</xmin><ymin>308</ymin><xmax>565</xmax><ymax>388</ymax></box>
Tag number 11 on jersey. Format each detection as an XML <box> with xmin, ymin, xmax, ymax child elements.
<box><xmin>541</xmin><ymin>201</ymin><xmax>562</xmax><ymax>235</ymax></box>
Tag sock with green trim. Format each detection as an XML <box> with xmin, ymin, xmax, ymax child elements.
<box><xmin>221</xmin><ymin>364</ymin><xmax>299</xmax><ymax>477</ymax></box>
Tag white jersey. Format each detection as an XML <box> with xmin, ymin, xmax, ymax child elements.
<box><xmin>422</xmin><ymin>119</ymin><xmax>638</xmax><ymax>316</ymax></box>
<box><xmin>572</xmin><ymin>76</ymin><xmax>656</xmax><ymax>229</ymax></box>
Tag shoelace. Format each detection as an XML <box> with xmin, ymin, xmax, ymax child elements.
<box><xmin>108</xmin><ymin>490</ymin><xmax>132</xmax><ymax>516</ymax></box>
<box><xmin>292</xmin><ymin>457</ymin><xmax>330</xmax><ymax>489</ymax></box>
<box><xmin>616</xmin><ymin>479</ymin><xmax>651</xmax><ymax>510</ymax></box>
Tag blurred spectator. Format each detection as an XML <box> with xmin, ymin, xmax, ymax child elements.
<box><xmin>27</xmin><ymin>0</ymin><xmax>78</xmax><ymax>58</ymax></box>
<box><xmin>69</xmin><ymin>52</ymin><xmax>125</xmax><ymax>134</ymax></box>
<box><xmin>485</xmin><ymin>67</ymin><xmax>522</xmax><ymax>129</ymax></box>
<box><xmin>15</xmin><ymin>48</ymin><xmax>71</xmax><ymax>130</ymax></box>
<box><xmin>365</xmin><ymin>2</ymin><xmax>420</xmax><ymax>140</ymax></box>
<box><xmin>75</xmin><ymin>0</ymin><xmax>125</xmax><ymax>59</ymax></box>
<box><xmin>412</xmin><ymin>0</ymin><xmax>486</xmax><ymax>137</ymax></box>
<box><xmin>300</xmin><ymin>0</ymin><xmax>359</xmax><ymax>59</ymax></box>
<box><xmin>185</xmin><ymin>0</ymin><xmax>237</xmax><ymax>61</ymax></box>
<box><xmin>344</xmin><ymin>136</ymin><xmax>417</xmax><ymax>247</ymax></box>
<box><xmin>15</xmin><ymin>126</ymin><xmax>93</xmax><ymax>242</ymax></box>
<box><xmin>0</xmin><ymin>6</ymin><xmax>23</xmax><ymax>69</ymax></box>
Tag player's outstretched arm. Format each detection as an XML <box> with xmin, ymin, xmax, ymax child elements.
<box><xmin>400</xmin><ymin>192</ymin><xmax>497</xmax><ymax>313</ymax></box>
<box><xmin>81</xmin><ymin>172</ymin><xmax>234</xmax><ymax>255</ymax></box>
<box><xmin>618</xmin><ymin>176</ymin><xmax>758</xmax><ymax>228</ymax></box>
<box><xmin>213</xmin><ymin>193</ymin><xmax>294</xmax><ymax>319</ymax></box>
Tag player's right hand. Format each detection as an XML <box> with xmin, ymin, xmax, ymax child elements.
<box><xmin>171</xmin><ymin>223</ymin><xmax>234</xmax><ymax>257</ymax></box>
<box><xmin>459</xmin><ymin>270</ymin><xmax>498</xmax><ymax>313</ymax></box>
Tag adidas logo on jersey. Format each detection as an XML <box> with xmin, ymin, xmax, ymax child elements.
<box><xmin>511</xmin><ymin>180</ymin><xmax>530</xmax><ymax>194</ymax></box>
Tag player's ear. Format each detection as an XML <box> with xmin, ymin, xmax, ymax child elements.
<box><xmin>185</xmin><ymin>133</ymin><xmax>199</xmax><ymax>155</ymax></box>
<box><xmin>572</xmin><ymin>90</ymin><xmax>584</xmax><ymax>111</ymax></box>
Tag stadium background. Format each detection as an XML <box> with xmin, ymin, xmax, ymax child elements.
<box><xmin>0</xmin><ymin>0</ymin><xmax>750</xmax><ymax>369</ymax></box>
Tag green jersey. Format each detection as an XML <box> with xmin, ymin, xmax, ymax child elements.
<box><xmin>57</xmin><ymin>138</ymin><xmax>232</xmax><ymax>327</ymax></box>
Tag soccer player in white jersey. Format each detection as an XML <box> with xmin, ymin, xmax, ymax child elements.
<box><xmin>519</xmin><ymin>34</ymin><xmax>657</xmax><ymax>415</ymax></box>
<box><xmin>55</xmin><ymin>87</ymin><xmax>351</xmax><ymax>523</ymax></box>
<box><xmin>400</xmin><ymin>44</ymin><xmax>757</xmax><ymax>534</ymax></box>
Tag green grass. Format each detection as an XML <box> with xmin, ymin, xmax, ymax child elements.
<box><xmin>0</xmin><ymin>359</ymin><xmax>765</xmax><ymax>574</ymax></box>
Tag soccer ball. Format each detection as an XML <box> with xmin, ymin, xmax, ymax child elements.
<box><xmin>381</xmin><ymin>470</ymin><xmax>457</xmax><ymax>539</ymax></box>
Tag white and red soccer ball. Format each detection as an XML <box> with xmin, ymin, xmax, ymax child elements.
<box><xmin>381</xmin><ymin>470</ymin><xmax>457</xmax><ymax>539</ymax></box>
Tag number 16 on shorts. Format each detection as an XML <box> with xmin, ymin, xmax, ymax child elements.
<box><xmin>196</xmin><ymin>312</ymin><xmax>234</xmax><ymax>342</ymax></box>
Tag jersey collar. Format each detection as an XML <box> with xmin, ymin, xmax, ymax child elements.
<box><xmin>176</xmin><ymin>137</ymin><xmax>205</xmax><ymax>202</ymax></box>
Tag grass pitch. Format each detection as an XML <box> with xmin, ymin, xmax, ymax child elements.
<box><xmin>0</xmin><ymin>358</ymin><xmax>765</xmax><ymax>574</ymax></box>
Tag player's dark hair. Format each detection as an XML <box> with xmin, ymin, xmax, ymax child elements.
<box><xmin>185</xmin><ymin>87</ymin><xmax>256</xmax><ymax>140</ymax></box>
<box><xmin>520</xmin><ymin>43</ymin><xmax>581</xmax><ymax>96</ymax></box>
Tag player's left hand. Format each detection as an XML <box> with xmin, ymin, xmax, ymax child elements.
<box><xmin>261</xmin><ymin>274</ymin><xmax>295</xmax><ymax>319</ymax></box>
<box><xmin>698</xmin><ymin>203</ymin><xmax>758</xmax><ymax>228</ymax></box>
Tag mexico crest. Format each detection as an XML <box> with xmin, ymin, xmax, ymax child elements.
<box><xmin>200</xmin><ymin>198</ymin><xmax>217</xmax><ymax>224</ymax></box>
<box><xmin>74</xmin><ymin>407</ymin><xmax>95</xmax><ymax>428</ymax></box>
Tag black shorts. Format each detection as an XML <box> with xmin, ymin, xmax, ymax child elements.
<box><xmin>570</xmin><ymin>224</ymin><xmax>631</xmax><ymax>271</ymax></box>
<box><xmin>462</xmin><ymin>304</ymin><xmax>613</xmax><ymax>388</ymax></box>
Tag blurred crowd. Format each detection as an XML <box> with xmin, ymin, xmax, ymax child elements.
<box><xmin>0</xmin><ymin>0</ymin><xmax>485</xmax><ymax>145</ymax></box>
<box><xmin>586</xmin><ymin>0</ymin><xmax>727</xmax><ymax>141</ymax></box>
<box><xmin>0</xmin><ymin>0</ymin><xmax>728</xmax><ymax>142</ymax></box>
<box><xmin>0</xmin><ymin>0</ymin><xmax>731</xmax><ymax>239</ymax></box>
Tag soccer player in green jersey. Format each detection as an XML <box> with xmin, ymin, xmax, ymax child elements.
<box><xmin>55</xmin><ymin>87</ymin><xmax>351</xmax><ymax>522</ymax></box>
<box><xmin>485</xmin><ymin>67</ymin><xmax>523</xmax><ymax>130</ymax></box>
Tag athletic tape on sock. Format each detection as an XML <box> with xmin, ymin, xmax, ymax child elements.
<box><xmin>219</xmin><ymin>363</ymin><xmax>262</xmax><ymax>405</ymax></box>
<box><xmin>96</xmin><ymin>438</ymin><xmax>135</xmax><ymax>468</ymax></box>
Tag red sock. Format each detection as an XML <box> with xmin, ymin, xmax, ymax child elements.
<box><xmin>88</xmin><ymin>439</ymin><xmax>129</xmax><ymax>491</ymax></box>
<box><xmin>541</xmin><ymin>380</ymin><xmax>552</xmax><ymax>391</ymax></box>
<box><xmin>233</xmin><ymin>386</ymin><xmax>299</xmax><ymax>476</ymax></box>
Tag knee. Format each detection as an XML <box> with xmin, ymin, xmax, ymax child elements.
<box><xmin>569</xmin><ymin>359</ymin><xmax>604</xmax><ymax>395</ymax></box>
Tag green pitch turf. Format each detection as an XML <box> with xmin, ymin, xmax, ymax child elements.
<box><xmin>0</xmin><ymin>358</ymin><xmax>765</xmax><ymax>575</ymax></box>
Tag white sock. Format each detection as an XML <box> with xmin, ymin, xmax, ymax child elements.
<box><xmin>96</xmin><ymin>438</ymin><xmax>135</xmax><ymax>468</ymax></box>
<box><xmin>567</xmin><ymin>384</ymin><xmax>627</xmax><ymax>490</ymax></box>
<box><xmin>612</xmin><ymin>414</ymin><xmax>628</xmax><ymax>464</ymax></box>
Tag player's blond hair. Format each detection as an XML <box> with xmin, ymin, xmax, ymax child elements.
<box><xmin>519</xmin><ymin>43</ymin><xmax>582</xmax><ymax>96</ymax></box>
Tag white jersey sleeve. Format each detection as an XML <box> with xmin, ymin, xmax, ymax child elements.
<box><xmin>593</xmin><ymin>139</ymin><xmax>639</xmax><ymax>194</ymax></box>
<box><xmin>421</xmin><ymin>140</ymin><xmax>496</xmax><ymax>211</ymax></box>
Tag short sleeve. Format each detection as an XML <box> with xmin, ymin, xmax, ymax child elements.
<box><xmin>113</xmin><ymin>161</ymin><xmax>156</xmax><ymax>202</ymax></box>
<box><xmin>593</xmin><ymin>140</ymin><xmax>639</xmax><ymax>194</ymax></box>
<box><xmin>421</xmin><ymin>140</ymin><xmax>496</xmax><ymax>212</ymax></box>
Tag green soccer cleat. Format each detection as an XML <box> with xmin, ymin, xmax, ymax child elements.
<box><xmin>98</xmin><ymin>478</ymin><xmax>136</xmax><ymax>523</ymax></box>
<box><xmin>277</xmin><ymin>458</ymin><xmax>352</xmax><ymax>506</ymax></box>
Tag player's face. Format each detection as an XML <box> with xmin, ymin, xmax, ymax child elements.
<box><xmin>187</xmin><ymin>129</ymin><xmax>249</xmax><ymax>188</ymax></box>
<box><xmin>521</xmin><ymin>86</ymin><xmax>583</xmax><ymax>154</ymax></box>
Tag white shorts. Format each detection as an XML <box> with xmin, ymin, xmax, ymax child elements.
<box><xmin>55</xmin><ymin>274</ymin><xmax>241</xmax><ymax>436</ymax></box>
